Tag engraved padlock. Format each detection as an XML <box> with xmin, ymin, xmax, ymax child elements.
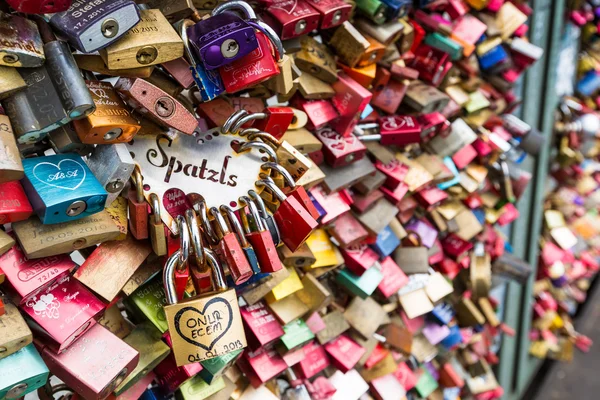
<box><xmin>2</xmin><ymin>18</ymin><xmax>95</xmax><ymax>144</ymax></box>
<box><xmin>49</xmin><ymin>0</ymin><xmax>141</xmax><ymax>53</ymax></box>
<box><xmin>0</xmin><ymin>11</ymin><xmax>45</xmax><ymax>68</ymax></box>
<box><xmin>163</xmin><ymin>235</ymin><xmax>247</xmax><ymax>366</ymax></box>
<box><xmin>0</xmin><ymin>344</ymin><xmax>49</xmax><ymax>400</ymax></box>
<box><xmin>262</xmin><ymin>0</ymin><xmax>320</xmax><ymax>40</ymax></box>
<box><xmin>187</xmin><ymin>1</ymin><xmax>259</xmax><ymax>70</ymax></box>
<box><xmin>20</xmin><ymin>153</ymin><xmax>108</xmax><ymax>224</ymax></box>
<box><xmin>0</xmin><ymin>114</ymin><xmax>23</xmax><ymax>183</ymax></box>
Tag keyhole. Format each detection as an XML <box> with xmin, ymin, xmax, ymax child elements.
<box><xmin>136</xmin><ymin>46</ymin><xmax>158</xmax><ymax>65</ymax></box>
<box><xmin>101</xmin><ymin>18</ymin><xmax>120</xmax><ymax>38</ymax></box>
<box><xmin>3</xmin><ymin>54</ymin><xmax>18</xmax><ymax>64</ymax></box>
<box><xmin>155</xmin><ymin>97</ymin><xmax>175</xmax><ymax>118</ymax></box>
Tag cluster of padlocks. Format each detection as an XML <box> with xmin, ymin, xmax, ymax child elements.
<box><xmin>0</xmin><ymin>0</ymin><xmax>548</xmax><ymax>399</ymax></box>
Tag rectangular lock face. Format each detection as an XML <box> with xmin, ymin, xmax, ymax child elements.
<box><xmin>0</xmin><ymin>344</ymin><xmax>49</xmax><ymax>400</ymax></box>
<box><xmin>0</xmin><ymin>115</ymin><xmax>23</xmax><ymax>183</ymax></box>
<box><xmin>86</xmin><ymin>143</ymin><xmax>135</xmax><ymax>206</ymax></box>
<box><xmin>21</xmin><ymin>274</ymin><xmax>104</xmax><ymax>352</ymax></box>
<box><xmin>50</xmin><ymin>0</ymin><xmax>141</xmax><ymax>53</ymax></box>
<box><xmin>21</xmin><ymin>154</ymin><xmax>108</xmax><ymax>224</ymax></box>
<box><xmin>265</xmin><ymin>0</ymin><xmax>320</xmax><ymax>40</ymax></box>
<box><xmin>0</xmin><ymin>12</ymin><xmax>45</xmax><ymax>68</ymax></box>
<box><xmin>0</xmin><ymin>303</ymin><xmax>33</xmax><ymax>360</ymax></box>
<box><xmin>0</xmin><ymin>181</ymin><xmax>33</xmax><ymax>224</ymax></box>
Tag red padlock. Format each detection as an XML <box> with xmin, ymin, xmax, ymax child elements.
<box><xmin>167</xmin><ymin>215</ymin><xmax>190</xmax><ymax>301</ymax></box>
<box><xmin>256</xmin><ymin>179</ymin><xmax>318</xmax><ymax>252</ymax></box>
<box><xmin>340</xmin><ymin>243</ymin><xmax>379</xmax><ymax>276</ymax></box>
<box><xmin>220</xmin><ymin>31</ymin><xmax>281</xmax><ymax>94</ymax></box>
<box><xmin>410</xmin><ymin>44</ymin><xmax>452</xmax><ymax>86</ymax></box>
<box><xmin>229</xmin><ymin>107</ymin><xmax>295</xmax><ymax>140</ymax></box>
<box><xmin>262</xmin><ymin>0</ymin><xmax>320</xmax><ymax>40</ymax></box>
<box><xmin>262</xmin><ymin>162</ymin><xmax>320</xmax><ymax>220</ymax></box>
<box><xmin>305</xmin><ymin>0</ymin><xmax>352</xmax><ymax>29</ymax></box>
<box><xmin>127</xmin><ymin>167</ymin><xmax>149</xmax><ymax>240</ymax></box>
<box><xmin>314</xmin><ymin>126</ymin><xmax>367</xmax><ymax>168</ymax></box>
<box><xmin>290</xmin><ymin>97</ymin><xmax>339</xmax><ymax>130</ymax></box>
<box><xmin>330</xmin><ymin>73</ymin><xmax>373</xmax><ymax>137</ymax></box>
<box><xmin>210</xmin><ymin>207</ymin><xmax>253</xmax><ymax>284</ymax></box>
<box><xmin>5</xmin><ymin>0</ymin><xmax>71</xmax><ymax>13</ymax></box>
<box><xmin>0</xmin><ymin>181</ymin><xmax>33</xmax><ymax>224</ymax></box>
<box><xmin>239</xmin><ymin>195</ymin><xmax>283</xmax><ymax>273</ymax></box>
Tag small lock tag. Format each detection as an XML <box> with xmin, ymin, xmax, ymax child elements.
<box><xmin>100</xmin><ymin>9</ymin><xmax>184</xmax><ymax>69</ymax></box>
<box><xmin>49</xmin><ymin>0</ymin><xmax>141</xmax><ymax>53</ymax></box>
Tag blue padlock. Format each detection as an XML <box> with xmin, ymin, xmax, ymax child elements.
<box><xmin>431</xmin><ymin>303</ymin><xmax>455</xmax><ymax>325</ymax></box>
<box><xmin>380</xmin><ymin>0</ymin><xmax>412</xmax><ymax>19</ymax></box>
<box><xmin>21</xmin><ymin>153</ymin><xmax>107</xmax><ymax>224</ymax></box>
<box><xmin>440</xmin><ymin>325</ymin><xmax>462</xmax><ymax>349</ymax></box>
<box><xmin>437</xmin><ymin>157</ymin><xmax>460</xmax><ymax>190</ymax></box>
<box><xmin>577</xmin><ymin>69</ymin><xmax>600</xmax><ymax>97</ymax></box>
<box><xmin>371</xmin><ymin>225</ymin><xmax>401</xmax><ymax>258</ymax></box>
<box><xmin>0</xmin><ymin>344</ymin><xmax>49</xmax><ymax>399</ymax></box>
<box><xmin>478</xmin><ymin>45</ymin><xmax>509</xmax><ymax>71</ymax></box>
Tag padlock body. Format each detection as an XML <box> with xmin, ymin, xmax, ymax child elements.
<box><xmin>21</xmin><ymin>275</ymin><xmax>104</xmax><ymax>353</ymax></box>
<box><xmin>220</xmin><ymin>32</ymin><xmax>280</xmax><ymax>94</ymax></box>
<box><xmin>164</xmin><ymin>288</ymin><xmax>247</xmax><ymax>366</ymax></box>
<box><xmin>125</xmin><ymin>279</ymin><xmax>169</xmax><ymax>334</ymax></box>
<box><xmin>243</xmin><ymin>245</ymin><xmax>262</xmax><ymax>275</ymax></box>
<box><xmin>0</xmin><ymin>12</ymin><xmax>45</xmax><ymax>68</ymax></box>
<box><xmin>264</xmin><ymin>0</ymin><xmax>320</xmax><ymax>40</ymax></box>
<box><xmin>288</xmin><ymin>186</ymin><xmax>320</xmax><ymax>221</ymax></box>
<box><xmin>50</xmin><ymin>0</ymin><xmax>141</xmax><ymax>53</ymax></box>
<box><xmin>87</xmin><ymin>144</ymin><xmax>135</xmax><ymax>207</ymax></box>
<box><xmin>305</xmin><ymin>0</ymin><xmax>352</xmax><ymax>29</ymax></box>
<box><xmin>0</xmin><ymin>115</ymin><xmax>23</xmax><ymax>183</ymax></box>
<box><xmin>73</xmin><ymin>81</ymin><xmax>141</xmax><ymax>144</ymax></box>
<box><xmin>0</xmin><ymin>243</ymin><xmax>73</xmax><ymax>300</ymax></box>
<box><xmin>0</xmin><ymin>181</ymin><xmax>33</xmax><ymax>224</ymax></box>
<box><xmin>0</xmin><ymin>303</ymin><xmax>33</xmax><ymax>360</ymax></box>
<box><xmin>48</xmin><ymin>124</ymin><xmax>93</xmax><ymax>156</ymax></box>
<box><xmin>274</xmin><ymin>197</ymin><xmax>318</xmax><ymax>252</ymax></box>
<box><xmin>127</xmin><ymin>189</ymin><xmax>149</xmax><ymax>240</ymax></box>
<box><xmin>187</xmin><ymin>12</ymin><xmax>258</xmax><ymax>70</ymax></box>
<box><xmin>0</xmin><ymin>344</ymin><xmax>49</xmax><ymax>400</ymax></box>
<box><xmin>315</xmin><ymin>127</ymin><xmax>367</xmax><ymax>168</ymax></box>
<box><xmin>40</xmin><ymin>324</ymin><xmax>139</xmax><ymax>400</ymax></box>
<box><xmin>220</xmin><ymin>233</ymin><xmax>253</xmax><ymax>285</ymax></box>
<box><xmin>246</xmin><ymin>230</ymin><xmax>282</xmax><ymax>273</ymax></box>
<box><xmin>378</xmin><ymin>115</ymin><xmax>422</xmax><ymax>145</ymax></box>
<box><xmin>21</xmin><ymin>154</ymin><xmax>108</xmax><ymax>224</ymax></box>
<box><xmin>254</xmin><ymin>107</ymin><xmax>295</xmax><ymax>140</ymax></box>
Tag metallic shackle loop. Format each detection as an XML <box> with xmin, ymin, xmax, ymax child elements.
<box><xmin>176</xmin><ymin>215</ymin><xmax>190</xmax><ymax>272</ymax></box>
<box><xmin>238</xmin><ymin>195</ymin><xmax>266</xmax><ymax>233</ymax></box>
<box><xmin>247</xmin><ymin>131</ymin><xmax>280</xmax><ymax>149</ymax></box>
<box><xmin>212</xmin><ymin>0</ymin><xmax>256</xmax><ymax>19</ymax></box>
<box><xmin>184</xmin><ymin>208</ymin><xmax>205</xmax><ymax>267</ymax></box>
<box><xmin>230</xmin><ymin>112</ymin><xmax>267</xmax><ymax>134</ymax></box>
<box><xmin>261</xmin><ymin>162</ymin><xmax>295</xmax><ymax>188</ymax></box>
<box><xmin>222</xmin><ymin>109</ymin><xmax>248</xmax><ymax>135</ymax></box>
<box><xmin>179</xmin><ymin>19</ymin><xmax>198</xmax><ymax>68</ymax></box>
<box><xmin>150</xmin><ymin>193</ymin><xmax>161</xmax><ymax>224</ymax></box>
<box><xmin>255</xmin><ymin>178</ymin><xmax>287</xmax><ymax>202</ymax></box>
<box><xmin>131</xmin><ymin>166</ymin><xmax>144</xmax><ymax>203</ymax></box>
<box><xmin>237</xmin><ymin>140</ymin><xmax>278</xmax><ymax>162</ymax></box>
<box><xmin>195</xmin><ymin>199</ymin><xmax>219</xmax><ymax>245</ymax></box>
<box><xmin>204</xmin><ymin>248</ymin><xmax>228</xmax><ymax>292</ymax></box>
<box><xmin>220</xmin><ymin>204</ymin><xmax>250</xmax><ymax>247</ymax></box>
<box><xmin>247</xmin><ymin>20</ymin><xmax>284</xmax><ymax>61</ymax></box>
<box><xmin>164</xmin><ymin>249</ymin><xmax>182</xmax><ymax>305</ymax></box>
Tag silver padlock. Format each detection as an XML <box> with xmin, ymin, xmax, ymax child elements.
<box><xmin>86</xmin><ymin>143</ymin><xmax>135</xmax><ymax>207</ymax></box>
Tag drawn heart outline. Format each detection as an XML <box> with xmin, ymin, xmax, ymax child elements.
<box><xmin>174</xmin><ymin>297</ymin><xmax>234</xmax><ymax>351</ymax></box>
<box><xmin>32</xmin><ymin>159</ymin><xmax>86</xmax><ymax>191</ymax></box>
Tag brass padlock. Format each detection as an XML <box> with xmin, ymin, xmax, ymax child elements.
<box><xmin>0</xmin><ymin>302</ymin><xmax>33</xmax><ymax>360</ymax></box>
<box><xmin>99</xmin><ymin>9</ymin><xmax>184</xmax><ymax>69</ymax></box>
<box><xmin>163</xmin><ymin>216</ymin><xmax>246</xmax><ymax>367</ymax></box>
<box><xmin>0</xmin><ymin>66</ymin><xmax>26</xmax><ymax>100</ymax></box>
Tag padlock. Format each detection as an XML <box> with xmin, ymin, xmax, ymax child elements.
<box><xmin>220</xmin><ymin>31</ymin><xmax>282</xmax><ymax>94</ymax></box>
<box><xmin>49</xmin><ymin>0</ymin><xmax>141</xmax><ymax>54</ymax></box>
<box><xmin>37</xmin><ymin>323</ymin><xmax>139</xmax><ymax>400</ymax></box>
<box><xmin>128</xmin><ymin>167</ymin><xmax>149</xmax><ymax>240</ymax></box>
<box><xmin>341</xmin><ymin>243</ymin><xmax>380</xmax><ymax>276</ymax></box>
<box><xmin>0</xmin><ymin>344</ymin><xmax>49</xmax><ymax>400</ymax></box>
<box><xmin>73</xmin><ymin>80</ymin><xmax>142</xmax><ymax>144</ymax></box>
<box><xmin>220</xmin><ymin>204</ymin><xmax>261</xmax><ymax>276</ymax></box>
<box><xmin>12</xmin><ymin>210</ymin><xmax>120</xmax><ymax>259</ymax></box>
<box><xmin>0</xmin><ymin>11</ymin><xmax>45</xmax><ymax>68</ymax></box>
<box><xmin>148</xmin><ymin>193</ymin><xmax>168</xmax><ymax>256</ymax></box>
<box><xmin>20</xmin><ymin>153</ymin><xmax>107</xmax><ymax>224</ymax></box>
<box><xmin>163</xmin><ymin>243</ymin><xmax>247</xmax><ymax>366</ymax></box>
<box><xmin>360</xmin><ymin>115</ymin><xmax>422</xmax><ymax>146</ymax></box>
<box><xmin>2</xmin><ymin>21</ymin><xmax>96</xmax><ymax>144</ymax></box>
<box><xmin>328</xmin><ymin>21</ymin><xmax>371</xmax><ymax>69</ymax></box>
<box><xmin>179</xmin><ymin>19</ymin><xmax>226</xmax><ymax>102</ymax></box>
<box><xmin>262</xmin><ymin>162</ymin><xmax>319</xmax><ymax>221</ymax></box>
<box><xmin>147</xmin><ymin>0</ymin><xmax>195</xmax><ymax>22</ymax></box>
<box><xmin>262</xmin><ymin>0</ymin><xmax>320</xmax><ymax>40</ymax></box>
<box><xmin>315</xmin><ymin>126</ymin><xmax>367</xmax><ymax>168</ymax></box>
<box><xmin>124</xmin><ymin>278</ymin><xmax>169</xmax><ymax>334</ymax></box>
<box><xmin>114</xmin><ymin>322</ymin><xmax>171</xmax><ymax>395</ymax></box>
<box><xmin>0</xmin><ymin>302</ymin><xmax>33</xmax><ymax>360</ymax></box>
<box><xmin>239</xmin><ymin>195</ymin><xmax>283</xmax><ymax>273</ymax></box>
<box><xmin>21</xmin><ymin>274</ymin><xmax>105</xmax><ymax>353</ymax></box>
<box><xmin>290</xmin><ymin>97</ymin><xmax>339</xmax><ymax>131</ymax></box>
<box><xmin>198</xmin><ymin>349</ymin><xmax>243</xmax><ymax>384</ymax></box>
<box><xmin>0</xmin><ymin>181</ymin><xmax>33</xmax><ymax>224</ymax></box>
<box><xmin>0</xmin><ymin>66</ymin><xmax>26</xmax><ymax>100</ymax></box>
<box><xmin>304</xmin><ymin>0</ymin><xmax>351</xmax><ymax>29</ymax></box>
<box><xmin>256</xmin><ymin>179</ymin><xmax>318</xmax><ymax>252</ymax></box>
<box><xmin>410</xmin><ymin>45</ymin><xmax>452</xmax><ymax>87</ymax></box>
<box><xmin>209</xmin><ymin>206</ymin><xmax>254</xmax><ymax>285</ymax></box>
<box><xmin>355</xmin><ymin>0</ymin><xmax>388</xmax><ymax>24</ymax></box>
<box><xmin>330</xmin><ymin>73</ymin><xmax>373</xmax><ymax>137</ymax></box>
<box><xmin>99</xmin><ymin>9</ymin><xmax>184</xmax><ymax>69</ymax></box>
<box><xmin>73</xmin><ymin>234</ymin><xmax>152</xmax><ymax>303</ymax></box>
<box><xmin>236</xmin><ymin>347</ymin><xmax>288</xmax><ymax>388</ymax></box>
<box><xmin>86</xmin><ymin>144</ymin><xmax>135</xmax><ymax>207</ymax></box>
<box><xmin>115</xmin><ymin>77</ymin><xmax>198</xmax><ymax>135</ymax></box>
<box><xmin>47</xmin><ymin>123</ymin><xmax>93</xmax><ymax>157</ymax></box>
<box><xmin>294</xmin><ymin>36</ymin><xmax>338</xmax><ymax>84</ymax></box>
<box><xmin>241</xmin><ymin>301</ymin><xmax>285</xmax><ymax>351</ymax></box>
<box><xmin>248</xmin><ymin>190</ymin><xmax>280</xmax><ymax>247</ymax></box>
<box><xmin>186</xmin><ymin>4</ymin><xmax>258</xmax><ymax>70</ymax></box>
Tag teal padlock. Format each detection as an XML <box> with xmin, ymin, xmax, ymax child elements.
<box><xmin>424</xmin><ymin>33</ymin><xmax>464</xmax><ymax>61</ymax></box>
<box><xmin>336</xmin><ymin>266</ymin><xmax>384</xmax><ymax>299</ymax></box>
<box><xmin>199</xmin><ymin>349</ymin><xmax>243</xmax><ymax>384</ymax></box>
<box><xmin>0</xmin><ymin>344</ymin><xmax>49</xmax><ymax>400</ymax></box>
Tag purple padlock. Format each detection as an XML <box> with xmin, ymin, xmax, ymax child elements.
<box><xmin>49</xmin><ymin>0</ymin><xmax>140</xmax><ymax>53</ymax></box>
<box><xmin>187</xmin><ymin>12</ymin><xmax>258</xmax><ymax>70</ymax></box>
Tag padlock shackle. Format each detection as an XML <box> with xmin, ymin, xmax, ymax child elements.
<box><xmin>131</xmin><ymin>166</ymin><xmax>144</xmax><ymax>203</ymax></box>
<box><xmin>402</xmin><ymin>230</ymin><xmax>423</xmax><ymax>247</ymax></box>
<box><xmin>220</xmin><ymin>204</ymin><xmax>250</xmax><ymax>247</ymax></box>
<box><xmin>164</xmin><ymin>249</ymin><xmax>181</xmax><ymax>305</ymax></box>
<box><xmin>248</xmin><ymin>190</ymin><xmax>274</xmax><ymax>221</ymax></box>
<box><xmin>247</xmin><ymin>131</ymin><xmax>280</xmax><ymax>150</ymax></box>
<box><xmin>179</xmin><ymin>19</ymin><xmax>199</xmax><ymax>69</ymax></box>
<box><xmin>185</xmin><ymin>208</ymin><xmax>205</xmax><ymax>267</ymax></box>
<box><xmin>247</xmin><ymin>20</ymin><xmax>284</xmax><ymax>62</ymax></box>
<box><xmin>176</xmin><ymin>216</ymin><xmax>190</xmax><ymax>272</ymax></box>
<box><xmin>195</xmin><ymin>199</ymin><xmax>220</xmax><ymax>245</ymax></box>
<box><xmin>205</xmin><ymin>248</ymin><xmax>228</xmax><ymax>292</ymax></box>
<box><xmin>237</xmin><ymin>141</ymin><xmax>278</xmax><ymax>162</ymax></box>
<box><xmin>211</xmin><ymin>0</ymin><xmax>256</xmax><ymax>19</ymax></box>
<box><xmin>209</xmin><ymin>207</ymin><xmax>231</xmax><ymax>237</ymax></box>
<box><xmin>239</xmin><ymin>195</ymin><xmax>266</xmax><ymax>233</ymax></box>
<box><xmin>150</xmin><ymin>193</ymin><xmax>161</xmax><ymax>224</ymax></box>
<box><xmin>255</xmin><ymin>179</ymin><xmax>287</xmax><ymax>202</ymax></box>
<box><xmin>231</xmin><ymin>113</ymin><xmax>267</xmax><ymax>134</ymax></box>
<box><xmin>222</xmin><ymin>109</ymin><xmax>248</xmax><ymax>135</ymax></box>
<box><xmin>261</xmin><ymin>162</ymin><xmax>296</xmax><ymax>188</ymax></box>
